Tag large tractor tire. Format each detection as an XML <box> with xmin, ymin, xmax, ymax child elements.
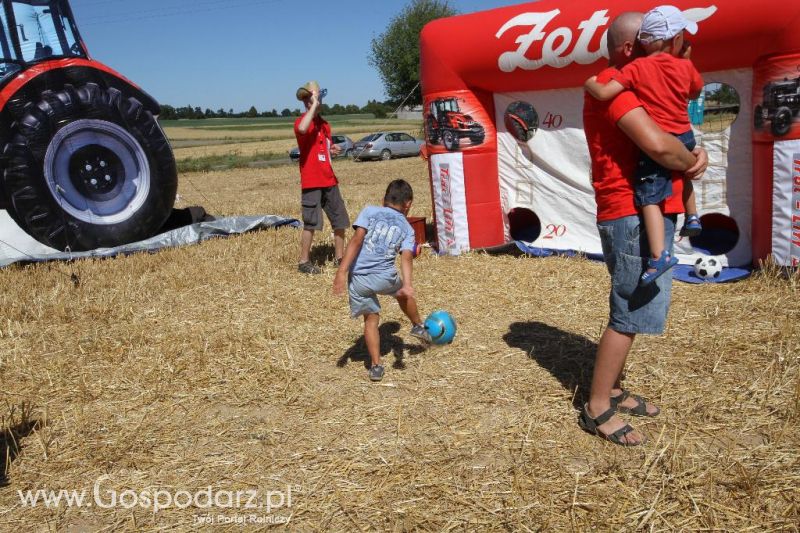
<box><xmin>442</xmin><ymin>130</ymin><xmax>459</xmax><ymax>151</ymax></box>
<box><xmin>2</xmin><ymin>82</ymin><xmax>177</xmax><ymax>251</ymax></box>
<box><xmin>771</xmin><ymin>106</ymin><xmax>793</xmax><ymax>137</ymax></box>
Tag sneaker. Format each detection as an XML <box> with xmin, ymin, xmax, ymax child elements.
<box><xmin>369</xmin><ymin>364</ymin><xmax>385</xmax><ymax>382</ymax></box>
<box><xmin>680</xmin><ymin>214</ymin><xmax>703</xmax><ymax>237</ymax></box>
<box><xmin>410</xmin><ymin>323</ymin><xmax>432</xmax><ymax>344</ymax></box>
<box><xmin>298</xmin><ymin>261</ymin><xmax>321</xmax><ymax>275</ymax></box>
<box><xmin>639</xmin><ymin>250</ymin><xmax>679</xmax><ymax>287</ymax></box>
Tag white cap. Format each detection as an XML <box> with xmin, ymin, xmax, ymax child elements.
<box><xmin>638</xmin><ymin>5</ymin><xmax>699</xmax><ymax>44</ymax></box>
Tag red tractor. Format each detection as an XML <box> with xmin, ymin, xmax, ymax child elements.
<box><xmin>0</xmin><ymin>0</ymin><xmax>177</xmax><ymax>251</ymax></box>
<box><xmin>425</xmin><ymin>97</ymin><xmax>485</xmax><ymax>151</ymax></box>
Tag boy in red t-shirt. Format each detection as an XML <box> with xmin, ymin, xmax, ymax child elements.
<box><xmin>585</xmin><ymin>5</ymin><xmax>704</xmax><ymax>286</ymax></box>
<box><xmin>294</xmin><ymin>81</ymin><xmax>350</xmax><ymax>275</ymax></box>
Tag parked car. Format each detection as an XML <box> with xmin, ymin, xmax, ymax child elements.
<box><xmin>332</xmin><ymin>135</ymin><xmax>355</xmax><ymax>157</ymax></box>
<box><xmin>352</xmin><ymin>132</ymin><xmax>425</xmax><ymax>161</ymax></box>
<box><xmin>289</xmin><ymin>134</ymin><xmax>355</xmax><ymax>162</ymax></box>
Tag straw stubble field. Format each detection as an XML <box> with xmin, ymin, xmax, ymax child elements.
<box><xmin>0</xmin><ymin>154</ymin><xmax>798</xmax><ymax>530</ymax></box>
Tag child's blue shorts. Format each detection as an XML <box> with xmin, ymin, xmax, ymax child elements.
<box><xmin>634</xmin><ymin>130</ymin><xmax>696</xmax><ymax>207</ymax></box>
<box><xmin>348</xmin><ymin>271</ymin><xmax>403</xmax><ymax>317</ymax></box>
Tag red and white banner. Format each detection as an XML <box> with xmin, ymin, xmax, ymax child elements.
<box><xmin>771</xmin><ymin>140</ymin><xmax>800</xmax><ymax>266</ymax></box>
<box><xmin>430</xmin><ymin>153</ymin><xmax>469</xmax><ymax>255</ymax></box>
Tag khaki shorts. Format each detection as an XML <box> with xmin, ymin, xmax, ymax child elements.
<box><xmin>301</xmin><ymin>185</ymin><xmax>350</xmax><ymax>231</ymax></box>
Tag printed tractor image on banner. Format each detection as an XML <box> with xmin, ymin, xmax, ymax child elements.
<box><xmin>753</xmin><ymin>59</ymin><xmax>800</xmax><ymax>139</ymax></box>
<box><xmin>424</xmin><ymin>93</ymin><xmax>494</xmax><ymax>153</ymax></box>
<box><xmin>0</xmin><ymin>0</ymin><xmax>177</xmax><ymax>253</ymax></box>
<box><xmin>420</xmin><ymin>0</ymin><xmax>800</xmax><ymax>270</ymax></box>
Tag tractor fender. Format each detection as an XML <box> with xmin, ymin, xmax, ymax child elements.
<box><xmin>0</xmin><ymin>59</ymin><xmax>160</xmax><ymax>121</ymax></box>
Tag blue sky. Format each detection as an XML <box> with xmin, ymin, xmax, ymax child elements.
<box><xmin>70</xmin><ymin>0</ymin><xmax>521</xmax><ymax>113</ymax></box>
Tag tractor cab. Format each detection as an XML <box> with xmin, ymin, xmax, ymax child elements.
<box><xmin>430</xmin><ymin>98</ymin><xmax>460</xmax><ymax>122</ymax></box>
<box><xmin>763</xmin><ymin>77</ymin><xmax>800</xmax><ymax>108</ymax></box>
<box><xmin>0</xmin><ymin>0</ymin><xmax>85</xmax><ymax>80</ymax></box>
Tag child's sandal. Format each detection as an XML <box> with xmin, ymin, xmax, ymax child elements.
<box><xmin>680</xmin><ymin>214</ymin><xmax>703</xmax><ymax>237</ymax></box>
<box><xmin>639</xmin><ymin>250</ymin><xmax>678</xmax><ymax>287</ymax></box>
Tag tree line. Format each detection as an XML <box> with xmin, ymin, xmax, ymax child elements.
<box><xmin>705</xmin><ymin>84</ymin><xmax>739</xmax><ymax>105</ymax></box>
<box><xmin>160</xmin><ymin>100</ymin><xmax>395</xmax><ymax>120</ymax></box>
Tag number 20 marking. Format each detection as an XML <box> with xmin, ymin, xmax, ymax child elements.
<box><xmin>543</xmin><ymin>224</ymin><xmax>567</xmax><ymax>239</ymax></box>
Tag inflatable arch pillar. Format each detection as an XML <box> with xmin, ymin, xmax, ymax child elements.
<box><xmin>420</xmin><ymin>0</ymin><xmax>800</xmax><ymax>267</ymax></box>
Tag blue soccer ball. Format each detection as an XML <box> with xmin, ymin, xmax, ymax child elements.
<box><xmin>424</xmin><ymin>310</ymin><xmax>457</xmax><ymax>344</ymax></box>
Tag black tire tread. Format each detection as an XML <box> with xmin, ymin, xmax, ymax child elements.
<box><xmin>2</xmin><ymin>82</ymin><xmax>177</xmax><ymax>251</ymax></box>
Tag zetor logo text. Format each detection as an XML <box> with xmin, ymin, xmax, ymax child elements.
<box><xmin>495</xmin><ymin>6</ymin><xmax>717</xmax><ymax>72</ymax></box>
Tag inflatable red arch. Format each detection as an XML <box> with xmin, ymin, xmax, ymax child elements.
<box><xmin>420</xmin><ymin>0</ymin><xmax>800</xmax><ymax>268</ymax></box>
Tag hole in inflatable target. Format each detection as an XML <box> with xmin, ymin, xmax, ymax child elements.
<box><xmin>696</xmin><ymin>83</ymin><xmax>740</xmax><ymax>133</ymax></box>
<box><xmin>508</xmin><ymin>208</ymin><xmax>541</xmax><ymax>242</ymax></box>
<box><xmin>688</xmin><ymin>213</ymin><xmax>739</xmax><ymax>255</ymax></box>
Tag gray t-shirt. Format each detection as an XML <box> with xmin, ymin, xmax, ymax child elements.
<box><xmin>351</xmin><ymin>205</ymin><xmax>415</xmax><ymax>274</ymax></box>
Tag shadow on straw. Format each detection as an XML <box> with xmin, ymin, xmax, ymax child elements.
<box><xmin>309</xmin><ymin>243</ymin><xmax>337</xmax><ymax>265</ymax></box>
<box><xmin>1</xmin><ymin>407</ymin><xmax>41</xmax><ymax>487</ymax></box>
<box><xmin>503</xmin><ymin>321</ymin><xmax>596</xmax><ymax>409</ymax></box>
<box><xmin>338</xmin><ymin>321</ymin><xmax>426</xmax><ymax>370</ymax></box>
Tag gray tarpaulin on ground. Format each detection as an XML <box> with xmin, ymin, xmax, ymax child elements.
<box><xmin>0</xmin><ymin>213</ymin><xmax>300</xmax><ymax>267</ymax></box>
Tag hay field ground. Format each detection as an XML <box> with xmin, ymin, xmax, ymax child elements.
<box><xmin>0</xmin><ymin>132</ymin><xmax>798</xmax><ymax>530</ymax></box>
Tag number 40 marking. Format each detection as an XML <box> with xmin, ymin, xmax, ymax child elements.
<box><xmin>542</xmin><ymin>112</ymin><xmax>563</xmax><ymax>129</ymax></box>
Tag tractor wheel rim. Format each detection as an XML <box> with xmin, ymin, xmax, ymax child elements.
<box><xmin>44</xmin><ymin>119</ymin><xmax>150</xmax><ymax>225</ymax></box>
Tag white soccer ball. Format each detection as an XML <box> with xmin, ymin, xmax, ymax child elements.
<box><xmin>693</xmin><ymin>255</ymin><xmax>722</xmax><ymax>280</ymax></box>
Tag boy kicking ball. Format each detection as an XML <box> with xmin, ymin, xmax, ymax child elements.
<box><xmin>333</xmin><ymin>179</ymin><xmax>431</xmax><ymax>382</ymax></box>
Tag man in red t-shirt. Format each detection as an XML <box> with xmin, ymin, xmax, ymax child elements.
<box><xmin>579</xmin><ymin>12</ymin><xmax>708</xmax><ymax>446</ymax></box>
<box><xmin>294</xmin><ymin>81</ymin><xmax>350</xmax><ymax>274</ymax></box>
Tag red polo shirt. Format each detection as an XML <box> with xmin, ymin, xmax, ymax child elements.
<box><xmin>583</xmin><ymin>67</ymin><xmax>685</xmax><ymax>222</ymax></box>
<box><xmin>612</xmin><ymin>54</ymin><xmax>704</xmax><ymax>134</ymax></box>
<box><xmin>294</xmin><ymin>114</ymin><xmax>337</xmax><ymax>189</ymax></box>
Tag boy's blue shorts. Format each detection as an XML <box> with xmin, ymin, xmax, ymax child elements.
<box><xmin>634</xmin><ymin>130</ymin><xmax>696</xmax><ymax>207</ymax></box>
<box><xmin>348</xmin><ymin>271</ymin><xmax>402</xmax><ymax>317</ymax></box>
